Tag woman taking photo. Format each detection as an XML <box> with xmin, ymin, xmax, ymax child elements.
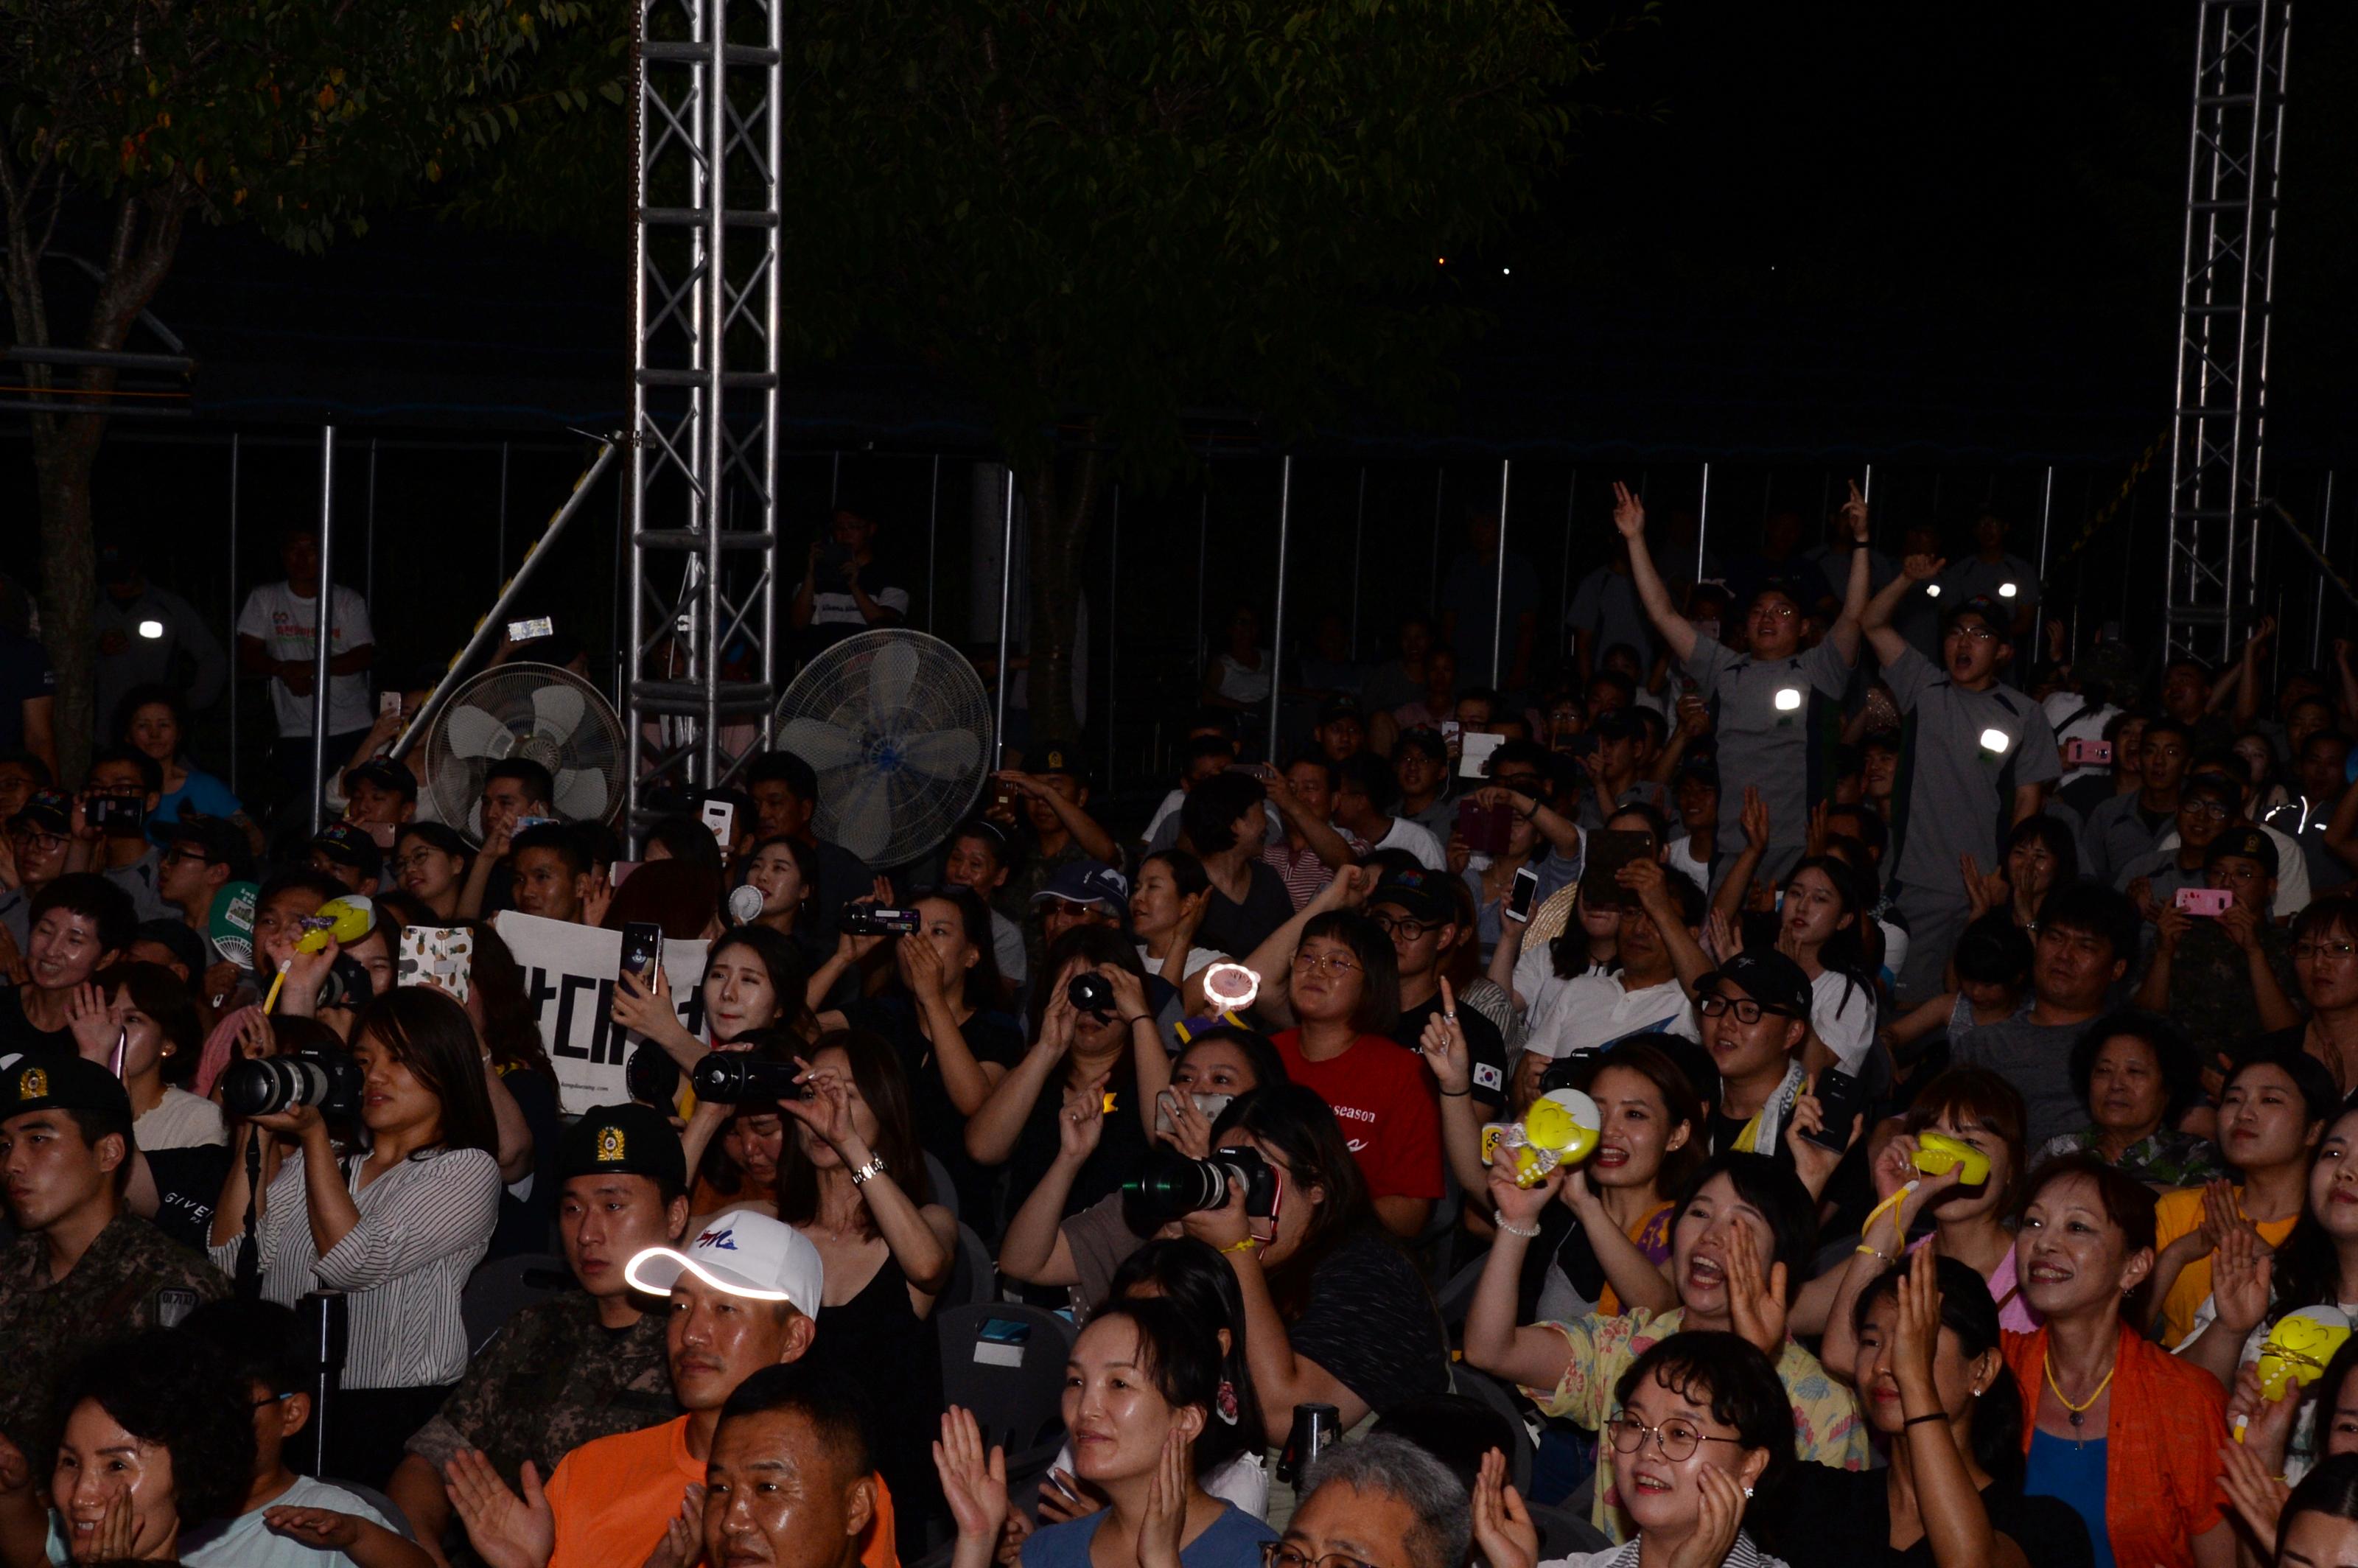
<box><xmin>1133</xmin><ymin>850</ymin><xmax>1222</xmax><ymax>1015</ymax></box>
<box><xmin>1770</xmin><ymin>1251</ymin><xmax>2093</xmax><ymax>1567</ymax></box>
<box><xmin>998</xmin><ymin>1026</ymin><xmax>1288</xmax><ymax>1312</ymax></box>
<box><xmin>208</xmin><ymin>987</ymin><xmax>503</xmax><ymax>1487</ymax></box>
<box><xmin>1775</xmin><ymin>854</ymin><xmax>1879</xmax><ymax>1073</ymax></box>
<box><xmin>776</xmin><ymin>1029</ymin><xmax>956</xmax><ymax>1540</ymax></box>
<box><xmin>965</xmin><ymin>930</ymin><xmax>1169</xmax><ymax>1217</ymax></box>
<box><xmin>614</xmin><ymin>921</ymin><xmax>814</xmax><ymax>1079</ymax></box>
<box><xmin>1182</xmin><ymin>1084</ymin><xmax>1449</xmax><ymax>1433</ymax></box>
<box><xmin>1815</xmin><ymin>1068</ymin><xmax>2036</xmax><ymax>1359</ymax></box>
<box><xmin>2003</xmin><ymin>1154</ymin><xmax>2233</xmax><ymax>1568</ymax></box>
<box><xmin>1466</xmin><ymin>1149</ymin><xmax>1867</xmax><ymax>1544</ymax></box>
<box><xmin>815</xmin><ymin>885</ymin><xmax>1023</xmax><ymax>1220</ymax></box>
<box><xmin>390</xmin><ymin>822</ymin><xmax>473</xmax><ymax>922</ymax></box>
<box><xmin>1472</xmin><ymin>1331</ymin><xmax>1798</xmax><ymax>1568</ymax></box>
<box><xmin>935</xmin><ymin>1300</ymin><xmax>1278</xmax><ymax>1568</ymax></box>
<box><xmin>2033</xmin><ymin>1012</ymin><xmax>2223</xmax><ymax>1186</ymax></box>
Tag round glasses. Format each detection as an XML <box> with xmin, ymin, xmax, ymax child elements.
<box><xmin>1602</xmin><ymin>1413</ymin><xmax>1746</xmax><ymax>1463</ymax></box>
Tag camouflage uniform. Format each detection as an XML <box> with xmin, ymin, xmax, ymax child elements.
<box><xmin>404</xmin><ymin>1291</ymin><xmax>676</xmax><ymax>1483</ymax></box>
<box><xmin>0</xmin><ymin>1214</ymin><xmax>228</xmax><ymax>1452</ymax></box>
<box><xmin>2147</xmin><ymin>917</ymin><xmax>2301</xmax><ymax>1066</ymax></box>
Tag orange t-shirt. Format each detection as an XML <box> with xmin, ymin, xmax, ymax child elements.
<box><xmin>545</xmin><ymin>1414</ymin><xmax>898</xmax><ymax>1568</ymax></box>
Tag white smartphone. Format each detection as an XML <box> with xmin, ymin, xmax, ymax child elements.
<box><xmin>700</xmin><ymin>798</ymin><xmax>736</xmax><ymax>848</ymax></box>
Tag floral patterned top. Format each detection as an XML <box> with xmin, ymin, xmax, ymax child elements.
<box><xmin>1519</xmin><ymin>1306</ymin><xmax>1869</xmax><ymax>1543</ymax></box>
<box><xmin>2036</xmin><ymin>1126</ymin><xmax>2226</xmax><ymax>1189</ymax></box>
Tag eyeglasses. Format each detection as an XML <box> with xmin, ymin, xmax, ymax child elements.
<box><xmin>1945</xmin><ymin>624</ymin><xmax>1998</xmax><ymax>643</ymax></box>
<box><xmin>1291</xmin><ymin>951</ymin><xmax>1361</xmax><ymax>976</ymax></box>
<box><xmin>2183</xmin><ymin>799</ymin><xmax>2232</xmax><ymax>820</ymax></box>
<box><xmin>1698</xmin><ymin>994</ymin><xmax>1797</xmax><ymax>1025</ymax></box>
<box><xmin>1264</xmin><ymin>1546</ymin><xmax>1380</xmax><ymax>1568</ymax></box>
<box><xmin>391</xmin><ymin>851</ymin><xmax>444</xmax><ymax>874</ymax></box>
<box><xmin>1602</xmin><ymin>1413</ymin><xmax>1748</xmax><ymax>1464</ymax></box>
<box><xmin>162</xmin><ymin>847</ymin><xmax>212</xmax><ymax>867</ymax></box>
<box><xmin>13</xmin><ymin>830</ymin><xmax>66</xmax><ymax>853</ymax></box>
<box><xmin>250</xmin><ymin>1391</ymin><xmax>295</xmax><ymax>1411</ymax></box>
<box><xmin>1370</xmin><ymin>914</ymin><xmax>1437</xmax><ymax>942</ymax></box>
<box><xmin>1755</xmin><ymin>603</ymin><xmax>1797</xmax><ymax>620</ymax></box>
<box><xmin>2295</xmin><ymin>941</ymin><xmax>2358</xmax><ymax>962</ymax></box>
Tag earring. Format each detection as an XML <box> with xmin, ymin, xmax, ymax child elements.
<box><xmin>1743</xmin><ymin>1485</ymin><xmax>1754</xmax><ymax>1499</ymax></box>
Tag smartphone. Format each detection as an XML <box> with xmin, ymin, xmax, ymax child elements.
<box><xmin>513</xmin><ymin>815</ymin><xmax>559</xmax><ymax>834</ymax></box>
<box><xmin>1458</xmin><ymin>731</ymin><xmax>1507</xmax><ymax>780</ymax></box>
<box><xmin>1457</xmin><ymin>797</ymin><xmax>1512</xmax><ymax>857</ymax></box>
<box><xmin>1802</xmin><ymin>1067</ymin><xmax>1869</xmax><ymax>1154</ymax></box>
<box><xmin>1439</xmin><ymin>720</ymin><xmax>1462</xmax><ymax>745</ymax></box>
<box><xmin>1580</xmin><ymin>829</ymin><xmax>1655</xmax><ymax>910</ymax></box>
<box><xmin>364</xmin><ymin>820</ymin><xmax>399</xmax><ymax>850</ymax></box>
<box><xmin>2175</xmin><ymin>887</ymin><xmax>2233</xmax><ymax>917</ymax></box>
<box><xmin>1155</xmin><ymin>1091</ymin><xmax>1236</xmax><ymax>1136</ymax></box>
<box><xmin>2064</xmin><ymin>738</ymin><xmax>2113</xmax><ymax>767</ymax></box>
<box><xmin>990</xmin><ymin>777</ymin><xmax>1018</xmax><ymax>813</ymax></box>
<box><xmin>1505</xmin><ymin>864</ymin><xmax>1542</xmax><ymax>924</ymax></box>
<box><xmin>979</xmin><ymin>1317</ymin><xmax>1032</xmax><ymax>1345</ymax></box>
<box><xmin>379</xmin><ymin>690</ymin><xmax>402</xmax><ymax>718</ymax></box>
<box><xmin>90</xmin><ymin>795</ymin><xmax>147</xmax><ymax>837</ymax></box>
<box><xmin>699</xmin><ymin>797</ymin><xmax>736</xmax><ymax>849</ymax></box>
<box><xmin>619</xmin><ymin>921</ymin><xmax>665</xmax><ymax>987</ymax></box>
<box><xmin>508</xmin><ymin>616</ymin><xmax>554</xmax><ymax>641</ymax></box>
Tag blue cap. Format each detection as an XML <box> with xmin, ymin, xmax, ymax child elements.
<box><xmin>1032</xmin><ymin>861</ymin><xmax>1129</xmax><ymax>914</ymax></box>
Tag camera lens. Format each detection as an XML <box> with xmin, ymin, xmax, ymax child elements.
<box><xmin>690</xmin><ymin>1052</ymin><xmax>800</xmax><ymax>1105</ymax></box>
<box><xmin>220</xmin><ymin>1057</ymin><xmax>330</xmax><ymax>1119</ymax></box>
<box><xmin>1067</xmin><ymin>973</ymin><xmax>1116</xmax><ymax>1018</ymax></box>
<box><xmin>1122</xmin><ymin>1152</ymin><xmax>1229</xmax><ymax>1220</ymax></box>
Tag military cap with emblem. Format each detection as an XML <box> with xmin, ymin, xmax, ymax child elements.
<box><xmin>557</xmin><ymin>1101</ymin><xmax>687</xmax><ymax>1190</ymax></box>
<box><xmin>4</xmin><ymin>1054</ymin><xmax>133</xmax><ymax>1124</ymax></box>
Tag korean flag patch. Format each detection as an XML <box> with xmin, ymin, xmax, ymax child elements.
<box><xmin>1474</xmin><ymin>1062</ymin><xmax>1503</xmax><ymax>1093</ymax></box>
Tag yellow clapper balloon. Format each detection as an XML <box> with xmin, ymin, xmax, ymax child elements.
<box><xmin>2238</xmin><ymin>1305</ymin><xmax>2353</xmax><ymax>1443</ymax></box>
<box><xmin>1486</xmin><ymin>1088</ymin><xmax>1603</xmax><ymax>1189</ymax></box>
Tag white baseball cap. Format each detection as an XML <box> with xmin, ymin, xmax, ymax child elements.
<box><xmin>624</xmin><ymin>1208</ymin><xmax>824</xmax><ymax>1315</ymax></box>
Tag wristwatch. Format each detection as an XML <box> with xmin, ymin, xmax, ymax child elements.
<box><xmin>848</xmin><ymin>1152</ymin><xmax>889</xmax><ymax>1186</ymax></box>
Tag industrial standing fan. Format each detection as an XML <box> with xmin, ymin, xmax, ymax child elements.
<box><xmin>421</xmin><ymin>662</ymin><xmax>629</xmax><ymax>841</ymax></box>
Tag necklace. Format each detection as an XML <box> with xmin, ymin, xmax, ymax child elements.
<box><xmin>2042</xmin><ymin>1351</ymin><xmax>2116</xmax><ymax>1447</ymax></box>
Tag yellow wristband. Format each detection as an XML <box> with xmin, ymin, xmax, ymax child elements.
<box><xmin>1856</xmin><ymin>1243</ymin><xmax>1894</xmax><ymax>1262</ymax></box>
<box><xmin>1222</xmin><ymin>1237</ymin><xmax>1260</xmax><ymax>1255</ymax></box>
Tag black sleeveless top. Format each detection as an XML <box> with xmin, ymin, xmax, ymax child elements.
<box><xmin>816</xmin><ymin>1247</ymin><xmax>947</xmax><ymax>1539</ymax></box>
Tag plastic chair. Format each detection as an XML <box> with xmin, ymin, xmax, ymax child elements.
<box><xmin>925</xmin><ymin>1151</ymin><xmax>961</xmax><ymax>1220</ymax></box>
<box><xmin>936</xmin><ymin>1303</ymin><xmax>1074</xmax><ymax>1484</ymax></box>
<box><xmin>1528</xmin><ymin>1502</ymin><xmax>1609</xmax><ymax>1559</ymax></box>
<box><xmin>1434</xmin><ymin>1251</ymin><xmax>1488</xmax><ymax>1329</ymax></box>
<box><xmin>327</xmin><ymin>1478</ymin><xmax>417</xmax><ymax>1541</ymax></box>
<box><xmin>459</xmin><ymin>1252</ymin><xmax>571</xmax><ymax>1356</ymax></box>
<box><xmin>1449</xmin><ymin>1367</ymin><xmax>1536</xmax><ymax>1497</ymax></box>
<box><xmin>945</xmin><ymin>1222</ymin><xmax>996</xmax><ymax>1310</ymax></box>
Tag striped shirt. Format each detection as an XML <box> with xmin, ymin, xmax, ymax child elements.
<box><xmin>209</xmin><ymin>1145</ymin><xmax>500</xmax><ymax>1389</ymax></box>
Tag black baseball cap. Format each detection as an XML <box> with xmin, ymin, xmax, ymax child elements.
<box><xmin>1674</xmin><ymin>754</ymin><xmax>1720</xmax><ymax>790</ymax></box>
<box><xmin>1591</xmin><ymin>708</ymin><xmax>1644</xmax><ymax>743</ymax></box>
<box><xmin>1940</xmin><ymin>595</ymin><xmax>2006</xmax><ymax>632</ymax></box>
<box><xmin>2206</xmin><ymin>825</ymin><xmax>2278</xmax><ymax>878</ymax></box>
<box><xmin>310</xmin><ymin>821</ymin><xmax>383</xmax><ymax>881</ymax></box>
<box><xmin>347</xmin><ymin>758</ymin><xmax>419</xmax><ymax>804</ymax></box>
<box><xmin>2</xmin><ymin>1054</ymin><xmax>133</xmax><ymax>1125</ymax></box>
<box><xmin>132</xmin><ymin>918</ymin><xmax>208</xmax><ymax>976</ymax></box>
<box><xmin>13</xmin><ymin>788</ymin><xmax>70</xmax><ymax>836</ymax></box>
<box><xmin>1368</xmin><ymin>867</ymin><xmax>1455</xmax><ymax>925</ymax></box>
<box><xmin>1035</xmin><ymin>750</ymin><xmax>1090</xmax><ymax>788</ymax></box>
<box><xmin>1696</xmin><ymin>950</ymin><xmax>1812</xmax><ymax>1019</ymax></box>
<box><xmin>1318</xmin><ymin>696</ymin><xmax>1364</xmax><ymax>724</ymax></box>
<box><xmin>1396</xmin><ymin>728</ymin><xmax>1449</xmax><ymax>764</ymax></box>
<box><xmin>164</xmin><ymin>813</ymin><xmax>251</xmax><ymax>875</ymax></box>
<box><xmin>559</xmin><ymin>1102</ymin><xmax>688</xmax><ymax>1191</ymax></box>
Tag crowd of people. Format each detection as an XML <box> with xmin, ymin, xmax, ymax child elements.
<box><xmin>5</xmin><ymin>478</ymin><xmax>2358</xmax><ymax>1568</ymax></box>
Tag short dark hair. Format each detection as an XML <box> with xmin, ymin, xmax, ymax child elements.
<box><xmin>254</xmin><ymin>866</ymin><xmax>348</xmax><ymax>917</ymax></box>
<box><xmin>716</xmin><ymin>1359</ymin><xmax>874</xmax><ymax>1484</ymax></box>
<box><xmin>2223</xmin><ymin>1043</ymin><xmax>2343</xmax><ymax>1137</ymax></box>
<box><xmin>1180</xmin><ymin>771</ymin><xmax>1267</xmax><ymax>856</ymax></box>
<box><xmin>354</xmin><ymin>987</ymin><xmax>501</xmax><ymax>1158</ymax></box>
<box><xmin>1393</xmin><ymin>729</ymin><xmax>1449</xmax><ymax>766</ymax></box>
<box><xmin>1486</xmin><ymin>738</ymin><xmax>1553</xmax><ymax>783</ymax></box>
<box><xmin>1084</xmin><ymin>1298</ymin><xmax>1229</xmax><ymax>1476</ymax></box>
<box><xmin>1612</xmin><ymin>1331</ymin><xmax>1794</xmax><ymax>1510</ymax></box>
<box><xmin>1299</xmin><ymin>910</ymin><xmax>1401</xmax><ymax>1035</ymax></box>
<box><xmin>29</xmin><ymin>872</ymin><xmax>136</xmax><ymax>958</ymax></box>
<box><xmin>1953</xmin><ymin>912</ymin><xmax>2035</xmax><ymax>988</ymax></box>
<box><xmin>1337</xmin><ymin>752</ymin><xmax>1400</xmax><ymax>813</ymax></box>
<box><xmin>178</xmin><ymin>1298</ymin><xmax>310</xmax><ymax>1399</ymax></box>
<box><xmin>0</xmin><ymin>748</ymin><xmax>52</xmax><ymax>787</ymax></box>
<box><xmin>2284</xmin><ymin>1454</ymin><xmax>2358</xmax><ymax>1541</ymax></box>
<box><xmin>483</xmin><ymin>758</ymin><xmax>555</xmax><ymax>808</ymax></box>
<box><xmin>511</xmin><ymin>822</ymin><xmax>589</xmax><ymax>878</ymax></box>
<box><xmin>1282</xmin><ymin>753</ymin><xmax>1339</xmax><ymax>790</ymax></box>
<box><xmin>2033</xmin><ymin>881</ymin><xmax>2139</xmax><ymax>967</ymax></box>
<box><xmin>2069</xmin><ymin>1011</ymin><xmax>2203</xmax><ymax>1126</ymax></box>
<box><xmin>746</xmin><ymin>751</ymin><xmax>819</xmax><ymax>803</ymax></box>
<box><xmin>1675</xmin><ymin>1152</ymin><xmax>1816</xmax><ymax>1305</ymax></box>
<box><xmin>88</xmin><ymin>743</ymin><xmax>163</xmax><ymax>796</ymax></box>
<box><xmin>53</xmin><ymin>1331</ymin><xmax>255</xmax><ymax>1525</ymax></box>
<box><xmin>643</xmin><ymin>812</ymin><xmax>727</xmax><ymax>878</ymax></box>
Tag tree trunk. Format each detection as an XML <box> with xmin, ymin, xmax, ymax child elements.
<box><xmin>33</xmin><ymin>433</ymin><xmax>101</xmax><ymax>782</ymax></box>
<box><xmin>1016</xmin><ymin>435</ymin><xmax>1104</xmax><ymax>760</ymax></box>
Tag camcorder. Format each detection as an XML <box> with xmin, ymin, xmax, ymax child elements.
<box><xmin>220</xmin><ymin>1049</ymin><xmax>365</xmax><ymax>1121</ymax></box>
<box><xmin>839</xmin><ymin>906</ymin><xmax>922</xmax><ymax>936</ymax></box>
<box><xmin>1067</xmin><ymin>972</ymin><xmax>1117</xmax><ymax>1021</ymax></box>
<box><xmin>1123</xmin><ymin>1147</ymin><xmax>1278</xmax><ymax>1222</ymax></box>
<box><xmin>691</xmin><ymin>1051</ymin><xmax>804</xmax><ymax>1105</ymax></box>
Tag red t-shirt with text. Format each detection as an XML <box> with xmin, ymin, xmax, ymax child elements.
<box><xmin>1271</xmin><ymin>1029</ymin><xmax>1444</xmax><ymax>1202</ymax></box>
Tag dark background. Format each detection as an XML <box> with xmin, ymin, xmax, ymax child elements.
<box><xmin>4</xmin><ymin>0</ymin><xmax>2351</xmax><ymax>805</ymax></box>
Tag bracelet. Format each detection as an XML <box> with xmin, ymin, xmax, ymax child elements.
<box><xmin>1855</xmin><ymin>1243</ymin><xmax>1893</xmax><ymax>1262</ymax></box>
<box><xmin>1222</xmin><ymin>1237</ymin><xmax>1260</xmax><ymax>1255</ymax></box>
<box><xmin>1903</xmin><ymin>1413</ymin><xmax>1946</xmax><ymax>1429</ymax></box>
<box><xmin>1122</xmin><ymin>1015</ymin><xmax>1152</xmax><ymax>1026</ymax></box>
<box><xmin>1440</xmin><ymin>1086</ymin><xmax>1471</xmax><ymax>1099</ymax></box>
<box><xmin>847</xmin><ymin>1153</ymin><xmax>888</xmax><ymax>1186</ymax></box>
<box><xmin>1495</xmin><ymin>1216</ymin><xmax>1542</xmax><ymax>1239</ymax></box>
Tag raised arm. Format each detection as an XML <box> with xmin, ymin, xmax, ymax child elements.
<box><xmin>1240</xmin><ymin>865</ymin><xmax>1368</xmax><ymax>1029</ymax></box>
<box><xmin>1826</xmin><ymin>480</ymin><xmax>1872</xmax><ymax>663</ymax></box>
<box><xmin>1460</xmin><ymin>1163</ymin><xmax>1584</xmax><ymax>1392</ymax></box>
<box><xmin>1614</xmin><ymin>483</ymin><xmax>1698</xmax><ymax>665</ymax></box>
<box><xmin>1861</xmin><ymin>552</ymin><xmax>1943</xmax><ymax>667</ymax></box>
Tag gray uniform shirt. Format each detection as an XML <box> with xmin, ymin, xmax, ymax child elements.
<box><xmin>1683</xmin><ymin>632</ymin><xmax>1853</xmax><ymax>884</ymax></box>
<box><xmin>1884</xmin><ymin>646</ymin><xmax>2061</xmax><ymax>895</ymax></box>
<box><xmin>1948</xmin><ymin>1013</ymin><xmax>2094</xmax><ymax>1152</ymax></box>
<box><xmin>2078</xmin><ymin>791</ymin><xmax>2172</xmax><ymax>888</ymax></box>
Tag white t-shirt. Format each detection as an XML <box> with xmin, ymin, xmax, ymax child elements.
<box><xmin>1665</xmin><ymin>836</ymin><xmax>1711</xmax><ymax>895</ymax></box>
<box><xmin>136</xmin><ymin>1085</ymin><xmax>228</xmax><ymax>1150</ymax></box>
<box><xmin>2043</xmin><ymin>691</ymin><xmax>2121</xmax><ymax>787</ymax></box>
<box><xmin>1371</xmin><ymin>816</ymin><xmax>1446</xmax><ymax>872</ymax></box>
<box><xmin>49</xmin><ymin>1473</ymin><xmax>396</xmax><ymax>1566</ymax></box>
<box><xmin>236</xmin><ymin>581</ymin><xmax>375</xmax><ymax>737</ymax></box>
<box><xmin>1809</xmin><ymin>969</ymin><xmax>1877</xmax><ymax>1072</ymax></box>
<box><xmin>1136</xmin><ymin>942</ymin><xmax>1223</xmax><ymax>981</ymax></box>
<box><xmin>1524</xmin><ymin>970</ymin><xmax>1698</xmax><ymax>1060</ymax></box>
<box><xmin>992</xmin><ymin>909</ymin><xmax>1029</xmax><ymax>984</ymax></box>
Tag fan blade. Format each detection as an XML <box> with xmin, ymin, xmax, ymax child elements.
<box><xmin>866</xmin><ymin>640</ymin><xmax>920</xmax><ymax>715</ymax></box>
<box><xmin>779</xmin><ymin>717</ymin><xmax>868</xmax><ymax>771</ymax></box>
<box><xmin>895</xmin><ymin>727</ymin><xmax>982</xmax><ymax>780</ymax></box>
<box><xmin>828</xmin><ymin>769</ymin><xmax>895</xmax><ymax>864</ymax></box>
<box><xmin>532</xmin><ymin>683</ymin><xmax>587</xmax><ymax>745</ymax></box>
<box><xmin>553</xmin><ymin>767</ymin><xmax>609</xmax><ymax>822</ymax></box>
<box><xmin>444</xmin><ymin>704</ymin><xmax>514</xmax><ymax>760</ymax></box>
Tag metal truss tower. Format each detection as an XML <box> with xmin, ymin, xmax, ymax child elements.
<box><xmin>626</xmin><ymin>0</ymin><xmax>783</xmax><ymax>833</ymax></box>
<box><xmin>2164</xmin><ymin>0</ymin><xmax>2292</xmax><ymax>665</ymax></box>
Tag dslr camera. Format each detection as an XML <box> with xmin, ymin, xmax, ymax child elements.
<box><xmin>1066</xmin><ymin>972</ymin><xmax>1117</xmax><ymax>1021</ymax></box>
<box><xmin>1124</xmin><ymin>1147</ymin><xmax>1278</xmax><ymax>1222</ymax></box>
<box><xmin>220</xmin><ymin>1048</ymin><xmax>365</xmax><ymax>1121</ymax></box>
<box><xmin>691</xmin><ymin>1051</ymin><xmax>804</xmax><ymax>1105</ymax></box>
<box><xmin>839</xmin><ymin>906</ymin><xmax>922</xmax><ymax>936</ymax></box>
